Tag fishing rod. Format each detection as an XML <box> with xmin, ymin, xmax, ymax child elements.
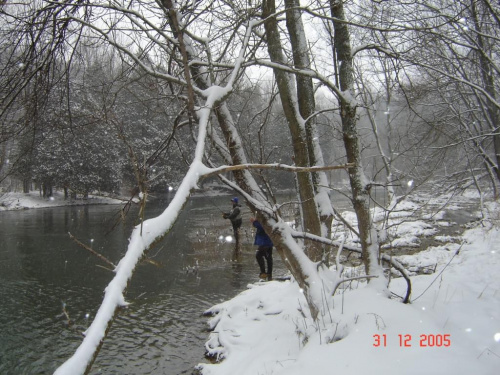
<box><xmin>199</xmin><ymin>189</ymin><xmax>226</xmax><ymax>214</ymax></box>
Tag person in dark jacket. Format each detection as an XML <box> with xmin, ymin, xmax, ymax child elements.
<box><xmin>223</xmin><ymin>197</ymin><xmax>242</xmax><ymax>251</ymax></box>
<box><xmin>250</xmin><ymin>217</ymin><xmax>273</xmax><ymax>280</ymax></box>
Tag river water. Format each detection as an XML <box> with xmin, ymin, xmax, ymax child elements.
<box><xmin>1</xmin><ymin>191</ymin><xmax>475</xmax><ymax>374</ymax></box>
<box><xmin>0</xmin><ymin>195</ymin><xmax>288</xmax><ymax>375</ymax></box>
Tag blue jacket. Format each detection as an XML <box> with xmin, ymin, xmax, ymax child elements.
<box><xmin>253</xmin><ymin>220</ymin><xmax>273</xmax><ymax>247</ymax></box>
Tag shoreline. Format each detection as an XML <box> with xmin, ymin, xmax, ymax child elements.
<box><xmin>0</xmin><ymin>191</ymin><xmax>127</xmax><ymax>212</ymax></box>
<box><xmin>0</xmin><ymin>186</ymin><xmax>243</xmax><ymax>212</ymax></box>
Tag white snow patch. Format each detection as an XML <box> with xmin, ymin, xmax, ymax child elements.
<box><xmin>198</xmin><ymin>218</ymin><xmax>500</xmax><ymax>375</ymax></box>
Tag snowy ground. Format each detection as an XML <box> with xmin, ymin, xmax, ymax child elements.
<box><xmin>198</xmin><ymin>196</ymin><xmax>500</xmax><ymax>375</ymax></box>
<box><xmin>0</xmin><ymin>191</ymin><xmax>125</xmax><ymax>211</ymax></box>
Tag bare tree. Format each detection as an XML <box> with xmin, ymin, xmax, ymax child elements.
<box><xmin>363</xmin><ymin>0</ymin><xmax>500</xmax><ymax>196</ymax></box>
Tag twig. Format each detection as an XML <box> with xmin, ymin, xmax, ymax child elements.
<box><xmin>68</xmin><ymin>232</ymin><xmax>116</xmax><ymax>269</ymax></box>
<box><xmin>477</xmin><ymin>284</ymin><xmax>488</xmax><ymax>299</ymax></box>
<box><xmin>95</xmin><ymin>264</ymin><xmax>115</xmax><ymax>273</ymax></box>
<box><xmin>477</xmin><ymin>348</ymin><xmax>500</xmax><ymax>360</ymax></box>
<box><xmin>412</xmin><ymin>242</ymin><xmax>464</xmax><ymax>302</ymax></box>
<box><xmin>62</xmin><ymin>302</ymin><xmax>72</xmax><ymax>326</ymax></box>
<box><xmin>332</xmin><ymin>206</ymin><xmax>359</xmax><ymax>237</ymax></box>
<box><xmin>382</xmin><ymin>254</ymin><xmax>412</xmax><ymax>303</ymax></box>
<box><xmin>367</xmin><ymin>312</ymin><xmax>386</xmax><ymax>330</ymax></box>
<box><xmin>142</xmin><ymin>258</ymin><xmax>162</xmax><ymax>267</ymax></box>
<box><xmin>332</xmin><ymin>275</ymin><xmax>379</xmax><ymax>297</ymax></box>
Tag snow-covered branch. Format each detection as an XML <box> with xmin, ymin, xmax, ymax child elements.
<box><xmin>289</xmin><ymin>229</ymin><xmax>411</xmax><ymax>303</ymax></box>
<box><xmin>203</xmin><ymin>161</ymin><xmax>355</xmax><ymax>179</ymax></box>
<box><xmin>251</xmin><ymin>58</ymin><xmax>351</xmax><ymax>103</ymax></box>
<box><xmin>351</xmin><ymin>43</ymin><xmax>398</xmax><ymax>58</ymax></box>
<box><xmin>54</xmin><ymin>15</ymin><xmax>258</xmax><ymax>375</ymax></box>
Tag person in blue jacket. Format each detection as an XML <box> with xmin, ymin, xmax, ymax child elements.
<box><xmin>250</xmin><ymin>217</ymin><xmax>273</xmax><ymax>280</ymax></box>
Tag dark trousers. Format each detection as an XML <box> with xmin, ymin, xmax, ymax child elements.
<box><xmin>232</xmin><ymin>219</ymin><xmax>242</xmax><ymax>251</ymax></box>
<box><xmin>256</xmin><ymin>246</ymin><xmax>273</xmax><ymax>275</ymax></box>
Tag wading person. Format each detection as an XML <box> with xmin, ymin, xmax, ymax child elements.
<box><xmin>223</xmin><ymin>197</ymin><xmax>242</xmax><ymax>252</ymax></box>
<box><xmin>250</xmin><ymin>217</ymin><xmax>273</xmax><ymax>281</ymax></box>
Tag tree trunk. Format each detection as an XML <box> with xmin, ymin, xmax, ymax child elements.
<box><xmin>285</xmin><ymin>0</ymin><xmax>335</xmax><ymax>245</ymax></box>
<box><xmin>329</xmin><ymin>0</ymin><xmax>385</xmax><ymax>284</ymax></box>
<box><xmin>471</xmin><ymin>0</ymin><xmax>500</xmax><ymax>184</ymax></box>
<box><xmin>285</xmin><ymin>0</ymin><xmax>318</xmax><ymax>173</ymax></box>
<box><xmin>262</xmin><ymin>0</ymin><xmax>323</xmax><ymax>261</ymax></box>
<box><xmin>23</xmin><ymin>178</ymin><xmax>31</xmax><ymax>193</ymax></box>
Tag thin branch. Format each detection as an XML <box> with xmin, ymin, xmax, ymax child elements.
<box><xmin>289</xmin><ymin>229</ymin><xmax>411</xmax><ymax>303</ymax></box>
<box><xmin>68</xmin><ymin>232</ymin><xmax>116</xmax><ymax>269</ymax></box>
<box><xmin>331</xmin><ymin>275</ymin><xmax>379</xmax><ymax>297</ymax></box>
<box><xmin>412</xmin><ymin>242</ymin><xmax>464</xmax><ymax>302</ymax></box>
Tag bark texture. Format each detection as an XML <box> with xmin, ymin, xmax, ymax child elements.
<box><xmin>262</xmin><ymin>0</ymin><xmax>323</xmax><ymax>261</ymax></box>
<box><xmin>330</xmin><ymin>0</ymin><xmax>384</xmax><ymax>280</ymax></box>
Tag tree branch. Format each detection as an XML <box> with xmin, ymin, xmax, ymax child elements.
<box><xmin>68</xmin><ymin>232</ymin><xmax>116</xmax><ymax>269</ymax></box>
<box><xmin>203</xmin><ymin>161</ymin><xmax>355</xmax><ymax>179</ymax></box>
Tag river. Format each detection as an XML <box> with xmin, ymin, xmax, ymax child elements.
<box><xmin>0</xmin><ymin>194</ymin><xmax>288</xmax><ymax>374</ymax></box>
<box><xmin>1</xmin><ymin>190</ymin><xmax>474</xmax><ymax>374</ymax></box>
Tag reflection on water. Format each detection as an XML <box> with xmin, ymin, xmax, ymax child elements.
<box><xmin>0</xmin><ymin>195</ymin><xmax>286</xmax><ymax>374</ymax></box>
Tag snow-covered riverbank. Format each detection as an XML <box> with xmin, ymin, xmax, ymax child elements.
<box><xmin>198</xmin><ymin>197</ymin><xmax>500</xmax><ymax>375</ymax></box>
<box><xmin>0</xmin><ymin>191</ymin><xmax>125</xmax><ymax>211</ymax></box>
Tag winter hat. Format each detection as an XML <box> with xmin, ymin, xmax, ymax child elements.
<box><xmin>231</xmin><ymin>197</ymin><xmax>239</xmax><ymax>204</ymax></box>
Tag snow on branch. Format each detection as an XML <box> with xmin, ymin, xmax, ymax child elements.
<box><xmin>251</xmin><ymin>58</ymin><xmax>356</xmax><ymax>104</ymax></box>
<box><xmin>203</xmin><ymin>162</ymin><xmax>355</xmax><ymax>179</ymax></box>
<box><xmin>54</xmin><ymin>142</ymin><xmax>212</xmax><ymax>375</ymax></box>
<box><xmin>351</xmin><ymin>43</ymin><xmax>398</xmax><ymax>58</ymax></box>
<box><xmin>289</xmin><ymin>229</ymin><xmax>412</xmax><ymax>303</ymax></box>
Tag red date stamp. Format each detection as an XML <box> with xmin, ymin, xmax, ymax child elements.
<box><xmin>373</xmin><ymin>334</ymin><xmax>451</xmax><ymax>347</ymax></box>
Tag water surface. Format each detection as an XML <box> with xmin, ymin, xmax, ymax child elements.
<box><xmin>0</xmin><ymin>195</ymin><xmax>284</xmax><ymax>374</ymax></box>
